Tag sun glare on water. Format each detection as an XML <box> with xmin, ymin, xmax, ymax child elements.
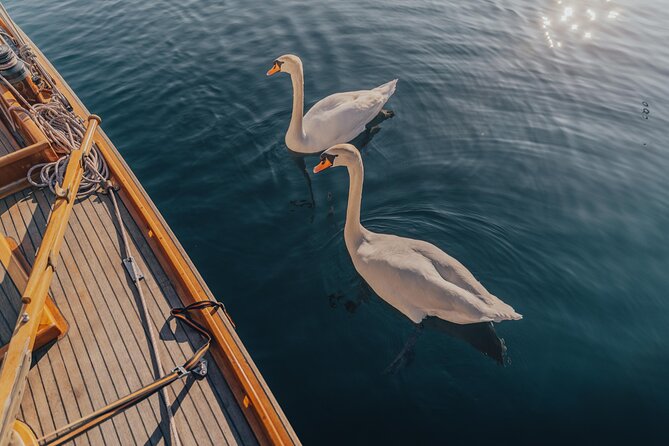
<box><xmin>540</xmin><ymin>0</ymin><xmax>620</xmax><ymax>49</ymax></box>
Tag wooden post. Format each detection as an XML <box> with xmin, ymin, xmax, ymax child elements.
<box><xmin>0</xmin><ymin>115</ymin><xmax>100</xmax><ymax>446</ymax></box>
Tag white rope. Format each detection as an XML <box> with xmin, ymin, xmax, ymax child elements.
<box><xmin>107</xmin><ymin>186</ymin><xmax>181</xmax><ymax>446</ymax></box>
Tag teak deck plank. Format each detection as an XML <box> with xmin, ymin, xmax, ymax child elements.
<box><xmin>0</xmin><ymin>118</ymin><xmax>18</xmax><ymax>156</ymax></box>
<box><xmin>0</xmin><ymin>187</ymin><xmax>258</xmax><ymax>446</ymax></box>
<box><xmin>4</xmin><ymin>190</ymin><xmax>113</xmax><ymax>445</ymax></box>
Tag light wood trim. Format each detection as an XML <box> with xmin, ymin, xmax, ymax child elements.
<box><xmin>0</xmin><ymin>82</ymin><xmax>56</xmax><ymax>198</ymax></box>
<box><xmin>0</xmin><ymin>236</ymin><xmax>68</xmax><ymax>362</ymax></box>
<box><xmin>0</xmin><ymin>141</ymin><xmax>48</xmax><ymax>169</ymax></box>
<box><xmin>0</xmin><ymin>89</ymin><xmax>42</xmax><ymax>146</ymax></box>
<box><xmin>0</xmin><ymin>116</ymin><xmax>99</xmax><ymax>446</ymax></box>
<box><xmin>0</xmin><ymin>178</ymin><xmax>29</xmax><ymax>201</ymax></box>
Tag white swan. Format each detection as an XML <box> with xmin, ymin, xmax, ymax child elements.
<box><xmin>313</xmin><ymin>144</ymin><xmax>522</xmax><ymax>325</ymax></box>
<box><xmin>267</xmin><ymin>54</ymin><xmax>397</xmax><ymax>154</ymax></box>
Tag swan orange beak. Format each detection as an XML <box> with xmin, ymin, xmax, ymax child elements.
<box><xmin>266</xmin><ymin>62</ymin><xmax>281</xmax><ymax>76</ymax></box>
<box><xmin>313</xmin><ymin>158</ymin><xmax>332</xmax><ymax>173</ymax></box>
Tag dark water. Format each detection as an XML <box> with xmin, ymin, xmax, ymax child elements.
<box><xmin>8</xmin><ymin>0</ymin><xmax>669</xmax><ymax>444</ymax></box>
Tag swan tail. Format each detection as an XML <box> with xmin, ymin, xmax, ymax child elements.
<box><xmin>373</xmin><ymin>79</ymin><xmax>398</xmax><ymax>100</ymax></box>
<box><xmin>488</xmin><ymin>306</ymin><xmax>522</xmax><ymax>323</ymax></box>
<box><xmin>475</xmin><ymin>292</ymin><xmax>522</xmax><ymax>323</ymax></box>
<box><xmin>493</xmin><ymin>311</ymin><xmax>522</xmax><ymax>323</ymax></box>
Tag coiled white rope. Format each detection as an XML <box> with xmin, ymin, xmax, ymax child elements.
<box><xmin>25</xmin><ymin>99</ymin><xmax>110</xmax><ymax>198</ymax></box>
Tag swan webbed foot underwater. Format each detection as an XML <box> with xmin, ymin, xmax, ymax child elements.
<box><xmin>343</xmin><ymin>280</ymin><xmax>374</xmax><ymax>313</ymax></box>
<box><xmin>385</xmin><ymin>323</ymin><xmax>424</xmax><ymax>374</ymax></box>
<box><xmin>366</xmin><ymin>109</ymin><xmax>395</xmax><ymax>129</ymax></box>
<box><xmin>380</xmin><ymin>109</ymin><xmax>395</xmax><ymax>120</ymax></box>
<box><xmin>352</xmin><ymin>125</ymin><xmax>381</xmax><ymax>149</ymax></box>
<box><xmin>354</xmin><ymin>109</ymin><xmax>394</xmax><ymax>148</ymax></box>
<box><xmin>422</xmin><ymin>318</ymin><xmax>507</xmax><ymax>365</ymax></box>
<box><xmin>384</xmin><ymin>319</ymin><xmax>507</xmax><ymax>374</ymax></box>
<box><xmin>326</xmin><ymin>294</ymin><xmax>360</xmax><ymax>314</ymax></box>
<box><xmin>326</xmin><ymin>281</ymin><xmax>373</xmax><ymax>313</ymax></box>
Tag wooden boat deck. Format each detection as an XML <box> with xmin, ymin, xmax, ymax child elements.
<box><xmin>0</xmin><ymin>120</ymin><xmax>18</xmax><ymax>157</ymax></box>
<box><xmin>0</xmin><ymin>184</ymin><xmax>258</xmax><ymax>445</ymax></box>
<box><xmin>0</xmin><ymin>115</ymin><xmax>260</xmax><ymax>445</ymax></box>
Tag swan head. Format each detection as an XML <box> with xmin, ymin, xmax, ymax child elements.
<box><xmin>266</xmin><ymin>54</ymin><xmax>302</xmax><ymax>76</ymax></box>
<box><xmin>313</xmin><ymin>144</ymin><xmax>361</xmax><ymax>173</ymax></box>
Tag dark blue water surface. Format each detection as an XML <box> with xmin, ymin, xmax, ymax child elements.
<box><xmin>8</xmin><ymin>0</ymin><xmax>669</xmax><ymax>444</ymax></box>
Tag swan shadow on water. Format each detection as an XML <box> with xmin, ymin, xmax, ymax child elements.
<box><xmin>385</xmin><ymin>318</ymin><xmax>507</xmax><ymax>374</ymax></box>
<box><xmin>328</xmin><ymin>278</ymin><xmax>507</xmax><ymax>372</ymax></box>
<box><xmin>288</xmin><ymin>109</ymin><xmax>395</xmax><ymax>210</ymax></box>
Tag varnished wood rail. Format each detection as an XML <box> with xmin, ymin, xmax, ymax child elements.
<box><xmin>0</xmin><ymin>235</ymin><xmax>68</xmax><ymax>363</ymax></box>
<box><xmin>0</xmin><ymin>140</ymin><xmax>48</xmax><ymax>169</ymax></box>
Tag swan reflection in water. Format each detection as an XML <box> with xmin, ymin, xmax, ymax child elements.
<box><xmin>289</xmin><ymin>111</ymin><xmax>395</xmax><ymax>209</ymax></box>
<box><xmin>332</xmin><ymin>284</ymin><xmax>508</xmax><ymax>373</ymax></box>
<box><xmin>385</xmin><ymin>318</ymin><xmax>507</xmax><ymax>374</ymax></box>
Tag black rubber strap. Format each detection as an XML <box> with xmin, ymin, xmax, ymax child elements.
<box><xmin>39</xmin><ymin>301</ymin><xmax>224</xmax><ymax>446</ymax></box>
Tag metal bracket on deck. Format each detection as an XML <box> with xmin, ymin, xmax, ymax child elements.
<box><xmin>47</xmin><ymin>252</ymin><xmax>58</xmax><ymax>271</ymax></box>
<box><xmin>102</xmin><ymin>179</ymin><xmax>119</xmax><ymax>194</ymax></box>
<box><xmin>171</xmin><ymin>359</ymin><xmax>207</xmax><ymax>381</ymax></box>
<box><xmin>193</xmin><ymin>359</ymin><xmax>208</xmax><ymax>379</ymax></box>
<box><xmin>122</xmin><ymin>256</ymin><xmax>144</xmax><ymax>283</ymax></box>
<box><xmin>54</xmin><ymin>183</ymin><xmax>71</xmax><ymax>203</ymax></box>
<box><xmin>172</xmin><ymin>365</ymin><xmax>189</xmax><ymax>378</ymax></box>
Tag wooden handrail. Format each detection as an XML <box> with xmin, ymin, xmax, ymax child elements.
<box><xmin>0</xmin><ymin>115</ymin><xmax>100</xmax><ymax>446</ymax></box>
<box><xmin>0</xmin><ymin>140</ymin><xmax>48</xmax><ymax>168</ymax></box>
<box><xmin>0</xmin><ymin>90</ymin><xmax>42</xmax><ymax>146</ymax></box>
<box><xmin>0</xmin><ymin>235</ymin><xmax>69</xmax><ymax>363</ymax></box>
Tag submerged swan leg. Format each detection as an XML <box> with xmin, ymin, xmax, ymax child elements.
<box><xmin>384</xmin><ymin>323</ymin><xmax>424</xmax><ymax>374</ymax></box>
<box><xmin>349</xmin><ymin>109</ymin><xmax>395</xmax><ymax>149</ymax></box>
<box><xmin>289</xmin><ymin>155</ymin><xmax>315</xmax><ymax>209</ymax></box>
<box><xmin>423</xmin><ymin>318</ymin><xmax>508</xmax><ymax>365</ymax></box>
<box><xmin>366</xmin><ymin>109</ymin><xmax>395</xmax><ymax>129</ymax></box>
<box><xmin>359</xmin><ymin>126</ymin><xmax>381</xmax><ymax>148</ymax></box>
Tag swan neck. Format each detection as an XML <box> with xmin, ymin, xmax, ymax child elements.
<box><xmin>288</xmin><ymin>66</ymin><xmax>305</xmax><ymax>140</ymax></box>
<box><xmin>344</xmin><ymin>160</ymin><xmax>364</xmax><ymax>241</ymax></box>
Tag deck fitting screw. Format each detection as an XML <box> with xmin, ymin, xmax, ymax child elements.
<box><xmin>21</xmin><ymin>313</ymin><xmax>29</xmax><ymax>323</ymax></box>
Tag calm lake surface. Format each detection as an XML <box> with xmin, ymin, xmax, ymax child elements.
<box><xmin>8</xmin><ymin>0</ymin><xmax>669</xmax><ymax>444</ymax></box>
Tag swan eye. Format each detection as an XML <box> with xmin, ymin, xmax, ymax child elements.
<box><xmin>267</xmin><ymin>60</ymin><xmax>284</xmax><ymax>76</ymax></box>
<box><xmin>320</xmin><ymin>153</ymin><xmax>337</xmax><ymax>164</ymax></box>
<box><xmin>314</xmin><ymin>153</ymin><xmax>338</xmax><ymax>173</ymax></box>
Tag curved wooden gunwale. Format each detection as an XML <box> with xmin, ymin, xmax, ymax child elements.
<box><xmin>1</xmin><ymin>12</ymin><xmax>298</xmax><ymax>446</ymax></box>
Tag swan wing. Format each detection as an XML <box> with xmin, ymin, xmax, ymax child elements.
<box><xmin>409</xmin><ymin>239</ymin><xmax>491</xmax><ymax>297</ymax></box>
<box><xmin>353</xmin><ymin>233</ymin><xmax>521</xmax><ymax>324</ymax></box>
<box><xmin>353</xmin><ymin>233</ymin><xmax>449</xmax><ymax>323</ymax></box>
<box><xmin>409</xmin><ymin>238</ymin><xmax>522</xmax><ymax>321</ymax></box>
<box><xmin>303</xmin><ymin>89</ymin><xmax>387</xmax><ymax>150</ymax></box>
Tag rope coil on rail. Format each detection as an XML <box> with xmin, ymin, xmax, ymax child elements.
<box><xmin>0</xmin><ymin>28</ymin><xmax>109</xmax><ymax>199</ymax></box>
<box><xmin>25</xmin><ymin>96</ymin><xmax>110</xmax><ymax>198</ymax></box>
